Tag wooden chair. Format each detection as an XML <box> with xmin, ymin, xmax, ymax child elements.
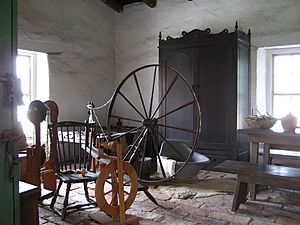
<box><xmin>48</xmin><ymin>121</ymin><xmax>98</xmax><ymax>220</ymax></box>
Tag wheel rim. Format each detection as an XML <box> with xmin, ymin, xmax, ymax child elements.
<box><xmin>107</xmin><ymin>64</ymin><xmax>201</xmax><ymax>184</ymax></box>
<box><xmin>95</xmin><ymin>161</ymin><xmax>138</xmax><ymax>217</ymax></box>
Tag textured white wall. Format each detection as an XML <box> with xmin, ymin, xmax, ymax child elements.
<box><xmin>18</xmin><ymin>0</ymin><xmax>115</xmax><ymax>123</ymax></box>
<box><xmin>115</xmin><ymin>0</ymin><xmax>300</xmax><ymax>109</ymax></box>
<box><xmin>18</xmin><ymin>0</ymin><xmax>300</xmax><ymax>123</ymax></box>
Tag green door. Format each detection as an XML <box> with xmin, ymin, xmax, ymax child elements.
<box><xmin>0</xmin><ymin>0</ymin><xmax>19</xmax><ymax>224</ymax></box>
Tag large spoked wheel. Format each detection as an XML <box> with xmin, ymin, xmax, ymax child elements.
<box><xmin>95</xmin><ymin>161</ymin><xmax>138</xmax><ymax>218</ymax></box>
<box><xmin>107</xmin><ymin>64</ymin><xmax>201</xmax><ymax>184</ymax></box>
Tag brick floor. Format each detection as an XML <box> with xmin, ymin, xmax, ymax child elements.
<box><xmin>38</xmin><ymin>170</ymin><xmax>300</xmax><ymax>225</ymax></box>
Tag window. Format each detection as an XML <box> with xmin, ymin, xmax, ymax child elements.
<box><xmin>17</xmin><ymin>50</ymin><xmax>49</xmax><ymax>144</ymax></box>
<box><xmin>273</xmin><ymin>53</ymin><xmax>300</xmax><ymax>119</ymax></box>
<box><xmin>257</xmin><ymin>45</ymin><xmax>300</xmax><ymax>131</ymax></box>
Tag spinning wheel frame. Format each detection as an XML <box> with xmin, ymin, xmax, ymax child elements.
<box><xmin>106</xmin><ymin>64</ymin><xmax>201</xmax><ymax>184</ymax></box>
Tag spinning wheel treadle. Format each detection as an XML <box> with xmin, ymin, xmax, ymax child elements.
<box><xmin>107</xmin><ymin>64</ymin><xmax>201</xmax><ymax>184</ymax></box>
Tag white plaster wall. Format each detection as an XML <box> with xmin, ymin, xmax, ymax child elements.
<box><xmin>17</xmin><ymin>0</ymin><xmax>300</xmax><ymax>124</ymax></box>
<box><xmin>18</xmin><ymin>0</ymin><xmax>115</xmax><ymax>123</ymax></box>
<box><xmin>115</xmin><ymin>0</ymin><xmax>300</xmax><ymax>111</ymax></box>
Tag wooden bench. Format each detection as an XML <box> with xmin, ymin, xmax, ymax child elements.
<box><xmin>214</xmin><ymin>160</ymin><xmax>300</xmax><ymax>211</ymax></box>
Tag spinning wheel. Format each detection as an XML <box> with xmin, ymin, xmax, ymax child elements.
<box><xmin>107</xmin><ymin>64</ymin><xmax>201</xmax><ymax>184</ymax></box>
<box><xmin>95</xmin><ymin>161</ymin><xmax>138</xmax><ymax>218</ymax></box>
<box><xmin>93</xmin><ymin>142</ymin><xmax>139</xmax><ymax>224</ymax></box>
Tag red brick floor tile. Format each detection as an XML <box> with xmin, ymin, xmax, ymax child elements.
<box><xmin>208</xmin><ymin>211</ymin><xmax>251</xmax><ymax>224</ymax></box>
<box><xmin>186</xmin><ymin>213</ymin><xmax>229</xmax><ymax>225</ymax></box>
<box><xmin>249</xmin><ymin>219</ymin><xmax>278</xmax><ymax>225</ymax></box>
<box><xmin>160</xmin><ymin>215</ymin><xmax>198</xmax><ymax>225</ymax></box>
<box><xmin>238</xmin><ymin>201</ymin><xmax>264</xmax><ymax>213</ymax></box>
<box><xmin>39</xmin><ymin>170</ymin><xmax>300</xmax><ymax>225</ymax></box>
<box><xmin>276</xmin><ymin>216</ymin><xmax>300</xmax><ymax>225</ymax></box>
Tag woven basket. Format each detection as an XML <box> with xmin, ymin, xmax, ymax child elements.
<box><xmin>245</xmin><ymin>116</ymin><xmax>277</xmax><ymax>129</ymax></box>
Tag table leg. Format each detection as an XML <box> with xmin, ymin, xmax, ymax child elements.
<box><xmin>249</xmin><ymin>141</ymin><xmax>259</xmax><ymax>200</ymax></box>
<box><xmin>263</xmin><ymin>143</ymin><xmax>271</xmax><ymax>165</ymax></box>
<box><xmin>249</xmin><ymin>142</ymin><xmax>259</xmax><ymax>163</ymax></box>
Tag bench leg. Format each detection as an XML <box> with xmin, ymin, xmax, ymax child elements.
<box><xmin>232</xmin><ymin>178</ymin><xmax>248</xmax><ymax>211</ymax></box>
<box><xmin>249</xmin><ymin>183</ymin><xmax>256</xmax><ymax>200</ymax></box>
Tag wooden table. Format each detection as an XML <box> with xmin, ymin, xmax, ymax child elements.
<box><xmin>238</xmin><ymin>128</ymin><xmax>300</xmax><ymax>198</ymax></box>
<box><xmin>19</xmin><ymin>181</ymin><xmax>41</xmax><ymax>225</ymax></box>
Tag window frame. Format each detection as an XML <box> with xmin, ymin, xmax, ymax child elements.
<box><xmin>17</xmin><ymin>49</ymin><xmax>49</xmax><ymax>143</ymax></box>
<box><xmin>265</xmin><ymin>46</ymin><xmax>300</xmax><ymax>116</ymax></box>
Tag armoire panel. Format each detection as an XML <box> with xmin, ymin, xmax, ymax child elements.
<box><xmin>197</xmin><ymin>47</ymin><xmax>230</xmax><ymax>145</ymax></box>
<box><xmin>160</xmin><ymin>48</ymin><xmax>195</xmax><ymax>146</ymax></box>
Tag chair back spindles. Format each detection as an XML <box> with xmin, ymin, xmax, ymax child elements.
<box><xmin>48</xmin><ymin>121</ymin><xmax>95</xmax><ymax>173</ymax></box>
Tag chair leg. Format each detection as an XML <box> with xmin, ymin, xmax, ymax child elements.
<box><xmin>50</xmin><ymin>180</ymin><xmax>63</xmax><ymax>209</ymax></box>
<box><xmin>61</xmin><ymin>183</ymin><xmax>71</xmax><ymax>220</ymax></box>
<box><xmin>83</xmin><ymin>182</ymin><xmax>91</xmax><ymax>202</ymax></box>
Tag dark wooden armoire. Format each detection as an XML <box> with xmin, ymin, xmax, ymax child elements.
<box><xmin>159</xmin><ymin>23</ymin><xmax>251</xmax><ymax>163</ymax></box>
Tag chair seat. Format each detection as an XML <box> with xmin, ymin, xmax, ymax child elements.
<box><xmin>58</xmin><ymin>171</ymin><xmax>99</xmax><ymax>183</ymax></box>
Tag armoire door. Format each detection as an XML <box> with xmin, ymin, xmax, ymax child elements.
<box><xmin>0</xmin><ymin>0</ymin><xmax>19</xmax><ymax>224</ymax></box>
<box><xmin>159</xmin><ymin>47</ymin><xmax>197</xmax><ymax>146</ymax></box>
<box><xmin>195</xmin><ymin>44</ymin><xmax>234</xmax><ymax>158</ymax></box>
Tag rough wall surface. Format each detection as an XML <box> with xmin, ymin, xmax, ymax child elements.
<box><xmin>18</xmin><ymin>0</ymin><xmax>300</xmax><ymax>122</ymax></box>
<box><xmin>19</xmin><ymin>0</ymin><xmax>115</xmax><ymax>122</ymax></box>
<box><xmin>115</xmin><ymin>0</ymin><xmax>300</xmax><ymax>108</ymax></box>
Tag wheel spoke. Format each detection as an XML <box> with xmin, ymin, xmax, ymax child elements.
<box><xmin>104</xmin><ymin>189</ymin><xmax>113</xmax><ymax>195</ymax></box>
<box><xmin>148</xmin><ymin>128</ymin><xmax>167</xmax><ymax>178</ymax></box>
<box><xmin>118</xmin><ymin>90</ymin><xmax>146</xmax><ymax>119</ymax></box>
<box><xmin>156</xmin><ymin>100</ymin><xmax>195</xmax><ymax>120</ymax></box>
<box><xmin>155</xmin><ymin>129</ymin><xmax>186</xmax><ymax>160</ymax></box>
<box><xmin>133</xmin><ymin>73</ymin><xmax>148</xmax><ymax>118</ymax></box>
<box><xmin>157</xmin><ymin>123</ymin><xmax>198</xmax><ymax>134</ymax></box>
<box><xmin>148</xmin><ymin>66</ymin><xmax>157</xmax><ymax>118</ymax></box>
<box><xmin>124</xmin><ymin>180</ymin><xmax>131</xmax><ymax>186</ymax></box>
<box><xmin>109</xmin><ymin>114</ymin><xmax>143</xmax><ymax>123</ymax></box>
<box><xmin>151</xmin><ymin>74</ymin><xmax>179</xmax><ymax>119</ymax></box>
<box><xmin>105</xmin><ymin>179</ymin><xmax>112</xmax><ymax>185</ymax></box>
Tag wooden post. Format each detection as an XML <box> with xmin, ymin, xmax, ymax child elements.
<box><xmin>41</xmin><ymin>100</ymin><xmax>59</xmax><ymax>191</ymax></box>
<box><xmin>26</xmin><ymin>108</ymin><xmax>41</xmax><ymax>187</ymax></box>
<box><xmin>116</xmin><ymin>143</ymin><xmax>125</xmax><ymax>223</ymax></box>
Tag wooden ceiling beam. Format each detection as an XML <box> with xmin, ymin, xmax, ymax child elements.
<box><xmin>143</xmin><ymin>0</ymin><xmax>157</xmax><ymax>8</ymax></box>
<box><xmin>101</xmin><ymin>0</ymin><xmax>123</xmax><ymax>12</ymax></box>
<box><xmin>101</xmin><ymin>0</ymin><xmax>157</xmax><ymax>12</ymax></box>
